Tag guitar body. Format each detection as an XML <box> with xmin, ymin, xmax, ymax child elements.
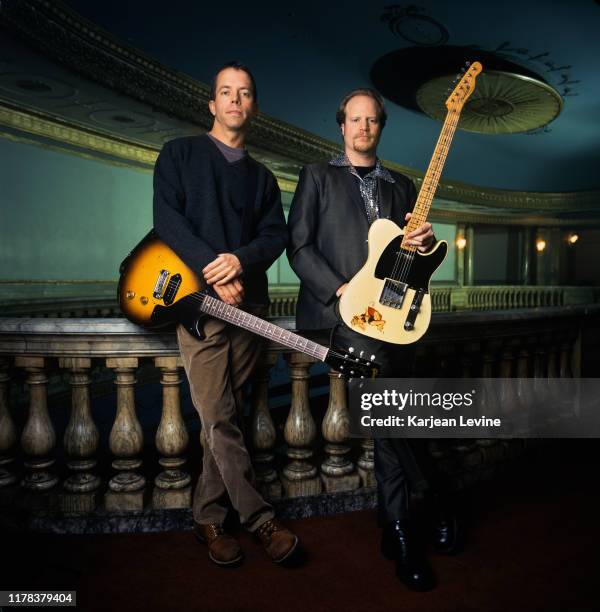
<box><xmin>118</xmin><ymin>231</ymin><xmax>380</xmax><ymax>377</ymax></box>
<box><xmin>339</xmin><ymin>219</ymin><xmax>447</xmax><ymax>345</ymax></box>
<box><xmin>118</xmin><ymin>231</ymin><xmax>206</xmax><ymax>336</ymax></box>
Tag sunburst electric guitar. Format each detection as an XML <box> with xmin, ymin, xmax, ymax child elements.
<box><xmin>339</xmin><ymin>61</ymin><xmax>482</xmax><ymax>344</ymax></box>
<box><xmin>118</xmin><ymin>231</ymin><xmax>379</xmax><ymax>379</ymax></box>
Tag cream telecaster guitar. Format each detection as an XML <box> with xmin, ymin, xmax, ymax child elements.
<box><xmin>339</xmin><ymin>61</ymin><xmax>482</xmax><ymax>344</ymax></box>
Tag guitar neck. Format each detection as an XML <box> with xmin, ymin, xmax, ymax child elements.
<box><xmin>402</xmin><ymin>108</ymin><xmax>461</xmax><ymax>250</ymax></box>
<box><xmin>199</xmin><ymin>293</ymin><xmax>329</xmax><ymax>361</ymax></box>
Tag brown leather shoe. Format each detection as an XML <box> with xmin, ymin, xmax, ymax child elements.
<box><xmin>256</xmin><ymin>518</ymin><xmax>299</xmax><ymax>563</ymax></box>
<box><xmin>194</xmin><ymin>522</ymin><xmax>243</xmax><ymax>566</ymax></box>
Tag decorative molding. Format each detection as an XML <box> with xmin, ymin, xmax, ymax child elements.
<box><xmin>1</xmin><ymin>0</ymin><xmax>599</xmax><ymax>212</ymax></box>
<box><xmin>0</xmin><ymin>102</ymin><xmax>158</xmax><ymax>166</ymax></box>
<box><xmin>428</xmin><ymin>208</ymin><xmax>600</xmax><ymax>228</ymax></box>
<box><xmin>0</xmin><ymin>0</ymin><xmax>337</xmax><ymax>163</ymax></box>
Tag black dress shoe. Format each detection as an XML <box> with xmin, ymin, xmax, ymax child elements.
<box><xmin>381</xmin><ymin>520</ymin><xmax>436</xmax><ymax>592</ymax></box>
<box><xmin>432</xmin><ymin>511</ymin><xmax>461</xmax><ymax>555</ymax></box>
<box><xmin>430</xmin><ymin>495</ymin><xmax>462</xmax><ymax>555</ymax></box>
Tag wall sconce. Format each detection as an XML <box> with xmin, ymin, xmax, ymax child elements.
<box><xmin>536</xmin><ymin>239</ymin><xmax>546</xmax><ymax>252</ymax></box>
<box><xmin>456</xmin><ymin>236</ymin><xmax>467</xmax><ymax>250</ymax></box>
<box><xmin>567</xmin><ymin>233</ymin><xmax>579</xmax><ymax>245</ymax></box>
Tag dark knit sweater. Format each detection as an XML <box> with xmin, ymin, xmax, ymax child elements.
<box><xmin>153</xmin><ymin>135</ymin><xmax>287</xmax><ymax>305</ymax></box>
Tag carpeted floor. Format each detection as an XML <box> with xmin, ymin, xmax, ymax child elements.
<box><xmin>3</xmin><ymin>441</ymin><xmax>599</xmax><ymax>612</ymax></box>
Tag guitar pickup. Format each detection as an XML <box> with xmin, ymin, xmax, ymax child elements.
<box><xmin>379</xmin><ymin>279</ymin><xmax>408</xmax><ymax>309</ymax></box>
<box><xmin>162</xmin><ymin>274</ymin><xmax>182</xmax><ymax>306</ymax></box>
<box><xmin>404</xmin><ymin>289</ymin><xmax>425</xmax><ymax>330</ymax></box>
<box><xmin>153</xmin><ymin>269</ymin><xmax>170</xmax><ymax>299</ymax></box>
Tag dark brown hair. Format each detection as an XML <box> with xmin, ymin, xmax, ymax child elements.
<box><xmin>210</xmin><ymin>61</ymin><xmax>258</xmax><ymax>103</ymax></box>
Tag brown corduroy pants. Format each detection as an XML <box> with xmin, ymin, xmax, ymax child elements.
<box><xmin>177</xmin><ymin>317</ymin><xmax>274</xmax><ymax>531</ymax></box>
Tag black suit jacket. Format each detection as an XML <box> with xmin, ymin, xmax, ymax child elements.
<box><xmin>287</xmin><ymin>161</ymin><xmax>417</xmax><ymax>330</ymax></box>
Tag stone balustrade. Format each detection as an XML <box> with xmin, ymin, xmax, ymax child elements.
<box><xmin>0</xmin><ymin>304</ymin><xmax>598</xmax><ymax>529</ymax></box>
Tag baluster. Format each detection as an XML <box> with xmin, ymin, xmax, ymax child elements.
<box><xmin>532</xmin><ymin>337</ymin><xmax>551</xmax><ymax>430</ymax></box>
<box><xmin>498</xmin><ymin>341</ymin><xmax>520</xmax><ymax>430</ymax></box>
<box><xmin>251</xmin><ymin>352</ymin><xmax>281</xmax><ymax>499</ymax></box>
<box><xmin>16</xmin><ymin>356</ymin><xmax>58</xmax><ymax>491</ymax></box>
<box><xmin>477</xmin><ymin>343</ymin><xmax>500</xmax><ymax>447</ymax></box>
<box><xmin>557</xmin><ymin>334</ymin><xmax>576</xmax><ymax>418</ymax></box>
<box><xmin>0</xmin><ymin>358</ymin><xmax>17</xmax><ymax>487</ymax></box>
<box><xmin>59</xmin><ymin>357</ymin><xmax>100</xmax><ymax>511</ymax></box>
<box><xmin>105</xmin><ymin>358</ymin><xmax>145</xmax><ymax>510</ymax></box>
<box><xmin>357</xmin><ymin>438</ymin><xmax>375</xmax><ymax>488</ymax></box>
<box><xmin>559</xmin><ymin>335</ymin><xmax>574</xmax><ymax>379</ymax></box>
<box><xmin>546</xmin><ymin>342</ymin><xmax>561</xmax><ymax>404</ymax></box>
<box><xmin>514</xmin><ymin>341</ymin><xmax>534</xmax><ymax>434</ymax></box>
<box><xmin>321</xmin><ymin>370</ymin><xmax>360</xmax><ymax>492</ymax></box>
<box><xmin>153</xmin><ymin>356</ymin><xmax>191</xmax><ymax>509</ymax></box>
<box><xmin>281</xmin><ymin>352</ymin><xmax>321</xmax><ymax>497</ymax></box>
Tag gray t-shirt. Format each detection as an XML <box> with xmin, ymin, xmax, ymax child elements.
<box><xmin>207</xmin><ymin>133</ymin><xmax>247</xmax><ymax>163</ymax></box>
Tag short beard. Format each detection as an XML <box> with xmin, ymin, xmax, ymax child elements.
<box><xmin>353</xmin><ymin>137</ymin><xmax>377</xmax><ymax>154</ymax></box>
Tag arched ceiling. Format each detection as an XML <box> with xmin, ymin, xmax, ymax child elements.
<box><xmin>58</xmin><ymin>0</ymin><xmax>600</xmax><ymax>193</ymax></box>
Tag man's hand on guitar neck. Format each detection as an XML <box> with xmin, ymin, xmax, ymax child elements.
<box><xmin>212</xmin><ymin>279</ymin><xmax>245</xmax><ymax>306</ymax></box>
<box><xmin>203</xmin><ymin>253</ymin><xmax>243</xmax><ymax>285</ymax></box>
<box><xmin>404</xmin><ymin>212</ymin><xmax>435</xmax><ymax>253</ymax></box>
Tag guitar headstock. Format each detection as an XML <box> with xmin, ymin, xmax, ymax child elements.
<box><xmin>445</xmin><ymin>61</ymin><xmax>482</xmax><ymax>112</ymax></box>
<box><xmin>325</xmin><ymin>346</ymin><xmax>380</xmax><ymax>380</ymax></box>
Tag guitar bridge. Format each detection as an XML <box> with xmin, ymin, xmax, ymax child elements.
<box><xmin>379</xmin><ymin>279</ymin><xmax>408</xmax><ymax>309</ymax></box>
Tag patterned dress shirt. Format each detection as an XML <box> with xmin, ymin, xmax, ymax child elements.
<box><xmin>329</xmin><ymin>153</ymin><xmax>395</xmax><ymax>225</ymax></box>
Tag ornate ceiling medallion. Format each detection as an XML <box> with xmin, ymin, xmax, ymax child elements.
<box><xmin>416</xmin><ymin>71</ymin><xmax>563</xmax><ymax>134</ymax></box>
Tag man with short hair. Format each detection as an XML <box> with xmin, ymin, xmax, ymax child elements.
<box><xmin>153</xmin><ymin>61</ymin><xmax>298</xmax><ymax>567</ymax></box>
<box><xmin>288</xmin><ymin>88</ymin><xmax>457</xmax><ymax>591</ymax></box>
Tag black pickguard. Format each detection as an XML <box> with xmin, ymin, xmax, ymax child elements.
<box><xmin>374</xmin><ymin>238</ymin><xmax>447</xmax><ymax>292</ymax></box>
<box><xmin>150</xmin><ymin>295</ymin><xmax>208</xmax><ymax>340</ymax></box>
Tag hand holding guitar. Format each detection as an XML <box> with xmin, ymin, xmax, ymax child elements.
<box><xmin>404</xmin><ymin>212</ymin><xmax>435</xmax><ymax>253</ymax></box>
<box><xmin>336</xmin><ymin>283</ymin><xmax>348</xmax><ymax>298</ymax></box>
<box><xmin>203</xmin><ymin>253</ymin><xmax>243</xmax><ymax>285</ymax></box>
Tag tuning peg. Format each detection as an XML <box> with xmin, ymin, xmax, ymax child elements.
<box><xmin>370</xmin><ymin>355</ymin><xmax>376</xmax><ymax>361</ymax></box>
<box><xmin>465</xmin><ymin>61</ymin><xmax>471</xmax><ymax>67</ymax></box>
<box><xmin>348</xmin><ymin>347</ymin><xmax>354</xmax><ymax>354</ymax></box>
<box><xmin>351</xmin><ymin>370</ymin><xmax>355</xmax><ymax>375</ymax></box>
<box><xmin>338</xmin><ymin>373</ymin><xmax>343</xmax><ymax>378</ymax></box>
<box><xmin>360</xmin><ymin>375</ymin><xmax>365</xmax><ymax>379</ymax></box>
<box><xmin>359</xmin><ymin>350</ymin><xmax>364</xmax><ymax>357</ymax></box>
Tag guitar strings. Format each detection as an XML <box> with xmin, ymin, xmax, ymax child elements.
<box><xmin>396</xmin><ymin>109</ymin><xmax>459</xmax><ymax>282</ymax></box>
<box><xmin>387</xmin><ymin>109</ymin><xmax>460</xmax><ymax>287</ymax></box>
<box><xmin>182</xmin><ymin>291</ymin><xmax>328</xmax><ymax>361</ymax></box>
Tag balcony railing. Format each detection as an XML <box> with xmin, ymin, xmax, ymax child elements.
<box><xmin>1</xmin><ymin>284</ymin><xmax>598</xmax><ymax>319</ymax></box>
<box><xmin>1</xmin><ymin>304</ymin><xmax>598</xmax><ymax>532</ymax></box>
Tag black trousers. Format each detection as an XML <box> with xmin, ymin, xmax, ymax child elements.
<box><xmin>330</xmin><ymin>322</ymin><xmax>434</xmax><ymax>524</ymax></box>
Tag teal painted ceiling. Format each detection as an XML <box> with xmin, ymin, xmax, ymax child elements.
<box><xmin>62</xmin><ymin>0</ymin><xmax>600</xmax><ymax>192</ymax></box>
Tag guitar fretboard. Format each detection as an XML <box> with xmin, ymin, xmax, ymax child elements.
<box><xmin>401</xmin><ymin>109</ymin><xmax>461</xmax><ymax>251</ymax></box>
<box><xmin>199</xmin><ymin>293</ymin><xmax>329</xmax><ymax>361</ymax></box>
